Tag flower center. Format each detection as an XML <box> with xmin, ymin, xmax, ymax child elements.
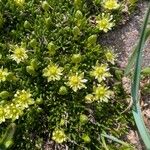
<box><xmin>99</xmin><ymin>19</ymin><xmax>108</xmax><ymax>28</ymax></box>
<box><xmin>96</xmin><ymin>87</ymin><xmax>106</xmax><ymax>97</ymax></box>
<box><xmin>70</xmin><ymin>76</ymin><xmax>80</xmax><ymax>85</ymax></box>
<box><xmin>49</xmin><ymin>66</ymin><xmax>58</xmax><ymax>75</ymax></box>
<box><xmin>96</xmin><ymin>67</ymin><xmax>105</xmax><ymax>75</ymax></box>
<box><xmin>15</xmin><ymin>48</ymin><xmax>26</xmax><ymax>59</ymax></box>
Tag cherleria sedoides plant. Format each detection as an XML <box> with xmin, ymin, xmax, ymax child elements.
<box><xmin>0</xmin><ymin>0</ymin><xmax>137</xmax><ymax>149</ymax></box>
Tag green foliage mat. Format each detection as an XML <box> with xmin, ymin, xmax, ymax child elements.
<box><xmin>0</xmin><ymin>0</ymin><xmax>137</xmax><ymax>149</ymax></box>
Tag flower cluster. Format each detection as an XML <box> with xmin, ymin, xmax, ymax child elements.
<box><xmin>0</xmin><ymin>90</ymin><xmax>34</xmax><ymax>123</ymax></box>
<box><xmin>13</xmin><ymin>90</ymin><xmax>34</xmax><ymax>109</ymax></box>
<box><xmin>85</xmin><ymin>85</ymin><xmax>112</xmax><ymax>103</ymax></box>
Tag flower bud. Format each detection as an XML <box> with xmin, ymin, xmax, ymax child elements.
<box><xmin>72</xmin><ymin>26</ymin><xmax>80</xmax><ymax>37</ymax></box>
<box><xmin>36</xmin><ymin>98</ymin><xmax>43</xmax><ymax>105</ymax></box>
<box><xmin>24</xmin><ymin>21</ymin><xmax>31</xmax><ymax>29</ymax></box>
<box><xmin>30</xmin><ymin>59</ymin><xmax>38</xmax><ymax>69</ymax></box>
<box><xmin>47</xmin><ymin>42</ymin><xmax>56</xmax><ymax>55</ymax></box>
<box><xmin>59</xmin><ymin>86</ymin><xmax>68</xmax><ymax>95</ymax></box>
<box><xmin>74</xmin><ymin>0</ymin><xmax>82</xmax><ymax>9</ymax></box>
<box><xmin>71</xmin><ymin>54</ymin><xmax>82</xmax><ymax>64</ymax></box>
<box><xmin>4</xmin><ymin>140</ymin><xmax>13</xmax><ymax>149</ymax></box>
<box><xmin>6</xmin><ymin>72</ymin><xmax>15</xmax><ymax>81</ymax></box>
<box><xmin>36</xmin><ymin>107</ymin><xmax>43</xmax><ymax>113</ymax></box>
<box><xmin>87</xmin><ymin>35</ymin><xmax>97</xmax><ymax>47</ymax></box>
<box><xmin>115</xmin><ymin>69</ymin><xmax>123</xmax><ymax>80</ymax></box>
<box><xmin>64</xmin><ymin>26</ymin><xmax>70</xmax><ymax>32</ymax></box>
<box><xmin>42</xmin><ymin>1</ymin><xmax>49</xmax><ymax>11</ymax></box>
<box><xmin>79</xmin><ymin>114</ymin><xmax>88</xmax><ymax>124</ymax></box>
<box><xmin>75</xmin><ymin>10</ymin><xmax>83</xmax><ymax>20</ymax></box>
<box><xmin>0</xmin><ymin>91</ymin><xmax>10</xmax><ymax>99</ymax></box>
<box><xmin>14</xmin><ymin>0</ymin><xmax>25</xmax><ymax>7</ymax></box>
<box><xmin>60</xmin><ymin>119</ymin><xmax>65</xmax><ymax>126</ymax></box>
<box><xmin>26</xmin><ymin>66</ymin><xmax>36</xmax><ymax>75</ymax></box>
<box><xmin>82</xmin><ymin>134</ymin><xmax>91</xmax><ymax>143</ymax></box>
<box><xmin>7</xmin><ymin>72</ymin><xmax>19</xmax><ymax>82</ymax></box>
<box><xmin>29</xmin><ymin>39</ymin><xmax>37</xmax><ymax>48</ymax></box>
<box><xmin>45</xmin><ymin>17</ymin><xmax>51</xmax><ymax>26</ymax></box>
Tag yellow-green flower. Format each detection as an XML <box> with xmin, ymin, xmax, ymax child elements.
<box><xmin>103</xmin><ymin>0</ymin><xmax>120</xmax><ymax>10</ymax></box>
<box><xmin>105</xmin><ymin>50</ymin><xmax>116</xmax><ymax>64</ymax></box>
<box><xmin>0</xmin><ymin>67</ymin><xmax>9</xmax><ymax>82</ymax></box>
<box><xmin>13</xmin><ymin>90</ymin><xmax>34</xmax><ymax>109</ymax></box>
<box><xmin>5</xmin><ymin>103</ymin><xmax>23</xmax><ymax>121</ymax></box>
<box><xmin>96</xmin><ymin>13</ymin><xmax>114</xmax><ymax>32</ymax></box>
<box><xmin>93</xmin><ymin>85</ymin><xmax>111</xmax><ymax>102</ymax></box>
<box><xmin>43</xmin><ymin>63</ymin><xmax>63</xmax><ymax>82</ymax></box>
<box><xmin>90</xmin><ymin>63</ymin><xmax>111</xmax><ymax>82</ymax></box>
<box><xmin>0</xmin><ymin>106</ymin><xmax>5</xmax><ymax>124</ymax></box>
<box><xmin>52</xmin><ymin>129</ymin><xmax>67</xmax><ymax>144</ymax></box>
<box><xmin>11</xmin><ymin>46</ymin><xmax>28</xmax><ymax>63</ymax></box>
<box><xmin>67</xmin><ymin>73</ymin><xmax>87</xmax><ymax>92</ymax></box>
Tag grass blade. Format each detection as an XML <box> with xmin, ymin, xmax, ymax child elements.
<box><xmin>101</xmin><ymin>133</ymin><xmax>129</xmax><ymax>146</ymax></box>
<box><xmin>132</xmin><ymin>4</ymin><xmax>150</xmax><ymax>104</ymax></box>
<box><xmin>131</xmin><ymin>3</ymin><xmax>150</xmax><ymax>149</ymax></box>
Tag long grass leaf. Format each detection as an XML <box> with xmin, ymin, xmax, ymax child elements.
<box><xmin>131</xmin><ymin>3</ymin><xmax>150</xmax><ymax>149</ymax></box>
<box><xmin>132</xmin><ymin>5</ymin><xmax>150</xmax><ymax>104</ymax></box>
